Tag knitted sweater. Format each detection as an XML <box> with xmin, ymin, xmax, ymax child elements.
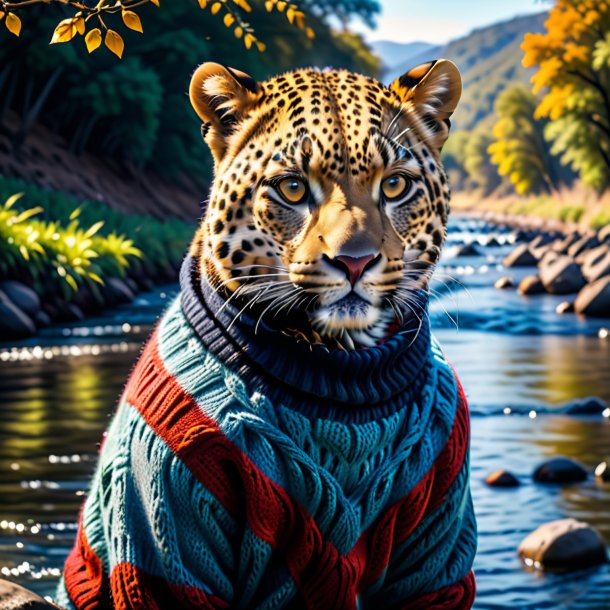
<box><xmin>56</xmin><ymin>254</ymin><xmax>477</xmax><ymax>610</ymax></box>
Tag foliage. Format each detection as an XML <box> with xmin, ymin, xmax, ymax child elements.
<box><xmin>0</xmin><ymin>176</ymin><xmax>195</xmax><ymax>288</ymax></box>
<box><xmin>1</xmin><ymin>0</ymin><xmax>312</xmax><ymax>56</ymax></box>
<box><xmin>0</xmin><ymin>2</ymin><xmax>380</xmax><ymax>192</ymax></box>
<box><xmin>488</xmin><ymin>85</ymin><xmax>569</xmax><ymax>195</ymax></box>
<box><xmin>0</xmin><ymin>192</ymin><xmax>142</xmax><ymax>299</ymax></box>
<box><xmin>463</xmin><ymin>129</ymin><xmax>502</xmax><ymax>196</ymax></box>
<box><xmin>522</xmin><ymin>0</ymin><xmax>610</xmax><ymax>191</ymax></box>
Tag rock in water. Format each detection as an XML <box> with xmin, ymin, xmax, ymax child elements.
<box><xmin>503</xmin><ymin>244</ymin><xmax>538</xmax><ymax>267</ymax></box>
<box><xmin>582</xmin><ymin>248</ymin><xmax>610</xmax><ymax>283</ymax></box>
<box><xmin>567</xmin><ymin>234</ymin><xmax>599</xmax><ymax>258</ymax></box>
<box><xmin>0</xmin><ymin>578</ymin><xmax>59</xmax><ymax>609</ymax></box>
<box><xmin>0</xmin><ymin>281</ymin><xmax>40</xmax><ymax>317</ymax></box>
<box><xmin>564</xmin><ymin>396</ymin><xmax>608</xmax><ymax>415</ymax></box>
<box><xmin>0</xmin><ymin>291</ymin><xmax>36</xmax><ymax>340</ymax></box>
<box><xmin>455</xmin><ymin>243</ymin><xmax>480</xmax><ymax>257</ymax></box>
<box><xmin>595</xmin><ymin>461</ymin><xmax>610</xmax><ymax>483</ymax></box>
<box><xmin>485</xmin><ymin>470</ymin><xmax>520</xmax><ymax>487</ymax></box>
<box><xmin>518</xmin><ymin>275</ymin><xmax>545</xmax><ymax>296</ymax></box>
<box><xmin>575</xmin><ymin>276</ymin><xmax>610</xmax><ymax>316</ymax></box>
<box><xmin>533</xmin><ymin>456</ymin><xmax>588</xmax><ymax>483</ymax></box>
<box><xmin>539</xmin><ymin>255</ymin><xmax>585</xmax><ymax>294</ymax></box>
<box><xmin>494</xmin><ymin>276</ymin><xmax>514</xmax><ymax>289</ymax></box>
<box><xmin>555</xmin><ymin>301</ymin><xmax>574</xmax><ymax>315</ymax></box>
<box><xmin>518</xmin><ymin>519</ymin><xmax>607</xmax><ymax>570</ymax></box>
<box><xmin>598</xmin><ymin>224</ymin><xmax>610</xmax><ymax>244</ymax></box>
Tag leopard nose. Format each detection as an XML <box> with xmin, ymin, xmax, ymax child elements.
<box><xmin>331</xmin><ymin>254</ymin><xmax>378</xmax><ymax>287</ymax></box>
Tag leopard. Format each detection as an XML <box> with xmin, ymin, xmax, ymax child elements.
<box><xmin>57</xmin><ymin>59</ymin><xmax>477</xmax><ymax>610</ymax></box>
<box><xmin>188</xmin><ymin>59</ymin><xmax>461</xmax><ymax>349</ymax></box>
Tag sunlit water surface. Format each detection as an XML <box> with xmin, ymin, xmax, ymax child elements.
<box><xmin>1</xmin><ymin>218</ymin><xmax>609</xmax><ymax>609</ymax></box>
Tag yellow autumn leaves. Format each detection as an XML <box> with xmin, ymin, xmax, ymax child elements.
<box><xmin>2</xmin><ymin>11</ymin><xmax>22</xmax><ymax>37</ymax></box>
<box><xmin>48</xmin><ymin>9</ymin><xmax>143</xmax><ymax>58</ymax></box>
<box><xmin>2</xmin><ymin>0</ymin><xmax>313</xmax><ymax>57</ymax></box>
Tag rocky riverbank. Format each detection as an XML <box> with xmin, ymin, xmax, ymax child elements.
<box><xmin>468</xmin><ymin>211</ymin><xmax>610</xmax><ymax>317</ymax></box>
<box><xmin>0</xmin><ymin>262</ymin><xmax>180</xmax><ymax>342</ymax></box>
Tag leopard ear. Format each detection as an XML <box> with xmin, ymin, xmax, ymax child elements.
<box><xmin>189</xmin><ymin>62</ymin><xmax>263</xmax><ymax>164</ymax></box>
<box><xmin>389</xmin><ymin>59</ymin><xmax>462</xmax><ymax>152</ymax></box>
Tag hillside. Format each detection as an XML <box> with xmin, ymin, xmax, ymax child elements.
<box><xmin>370</xmin><ymin>41</ymin><xmax>437</xmax><ymax>73</ymax></box>
<box><xmin>380</xmin><ymin>12</ymin><xmax>546</xmax><ymax>130</ymax></box>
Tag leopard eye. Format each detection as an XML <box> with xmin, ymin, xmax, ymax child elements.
<box><xmin>381</xmin><ymin>175</ymin><xmax>409</xmax><ymax>201</ymax></box>
<box><xmin>277</xmin><ymin>177</ymin><xmax>308</xmax><ymax>204</ymax></box>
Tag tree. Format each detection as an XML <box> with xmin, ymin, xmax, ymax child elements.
<box><xmin>464</xmin><ymin>128</ymin><xmax>502</xmax><ymax>195</ymax></box>
<box><xmin>0</xmin><ymin>0</ymin><xmax>313</xmax><ymax>56</ymax></box>
<box><xmin>488</xmin><ymin>84</ymin><xmax>569</xmax><ymax>195</ymax></box>
<box><xmin>522</xmin><ymin>0</ymin><xmax>610</xmax><ymax>191</ymax></box>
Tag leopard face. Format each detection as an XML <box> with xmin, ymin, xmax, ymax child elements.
<box><xmin>189</xmin><ymin>61</ymin><xmax>461</xmax><ymax>349</ymax></box>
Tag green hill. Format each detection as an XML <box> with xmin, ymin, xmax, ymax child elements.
<box><xmin>381</xmin><ymin>12</ymin><xmax>546</xmax><ymax>131</ymax></box>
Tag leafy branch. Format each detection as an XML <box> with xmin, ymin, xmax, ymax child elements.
<box><xmin>0</xmin><ymin>0</ymin><xmax>313</xmax><ymax>57</ymax></box>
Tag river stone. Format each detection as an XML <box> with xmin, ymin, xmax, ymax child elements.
<box><xmin>485</xmin><ymin>469</ymin><xmax>520</xmax><ymax>487</ymax></box>
<box><xmin>555</xmin><ymin>301</ymin><xmax>574</xmax><ymax>315</ymax></box>
<box><xmin>494</xmin><ymin>276</ymin><xmax>514</xmax><ymax>289</ymax></box>
<box><xmin>519</xmin><ymin>519</ymin><xmax>607</xmax><ymax>570</ymax></box>
<box><xmin>518</xmin><ymin>275</ymin><xmax>545</xmax><ymax>296</ymax></box>
<box><xmin>552</xmin><ymin>232</ymin><xmax>581</xmax><ymax>254</ymax></box>
<box><xmin>455</xmin><ymin>243</ymin><xmax>480</xmax><ymax>257</ymax></box>
<box><xmin>567</xmin><ymin>234</ymin><xmax>599</xmax><ymax>258</ymax></box>
<box><xmin>530</xmin><ymin>234</ymin><xmax>555</xmax><ymax>249</ymax></box>
<box><xmin>503</xmin><ymin>244</ymin><xmax>538</xmax><ymax>267</ymax></box>
<box><xmin>0</xmin><ymin>281</ymin><xmax>40</xmax><ymax>317</ymax></box>
<box><xmin>574</xmin><ymin>276</ymin><xmax>610</xmax><ymax>316</ymax></box>
<box><xmin>0</xmin><ymin>578</ymin><xmax>59</xmax><ymax>609</ymax></box>
<box><xmin>0</xmin><ymin>291</ymin><xmax>36</xmax><ymax>340</ymax></box>
<box><xmin>539</xmin><ymin>255</ymin><xmax>585</xmax><ymax>294</ymax></box>
<box><xmin>564</xmin><ymin>396</ymin><xmax>608</xmax><ymax>415</ymax></box>
<box><xmin>595</xmin><ymin>461</ymin><xmax>610</xmax><ymax>482</ymax></box>
<box><xmin>578</xmin><ymin>244</ymin><xmax>608</xmax><ymax>267</ymax></box>
<box><xmin>583</xmin><ymin>249</ymin><xmax>610</xmax><ymax>283</ymax></box>
<box><xmin>598</xmin><ymin>224</ymin><xmax>610</xmax><ymax>244</ymax></box>
<box><xmin>533</xmin><ymin>456</ymin><xmax>588</xmax><ymax>483</ymax></box>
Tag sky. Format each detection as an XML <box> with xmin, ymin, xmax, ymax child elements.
<box><xmin>352</xmin><ymin>0</ymin><xmax>547</xmax><ymax>44</ymax></box>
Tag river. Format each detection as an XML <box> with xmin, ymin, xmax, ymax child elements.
<box><xmin>1</xmin><ymin>216</ymin><xmax>609</xmax><ymax>609</ymax></box>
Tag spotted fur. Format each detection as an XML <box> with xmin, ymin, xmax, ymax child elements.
<box><xmin>189</xmin><ymin>60</ymin><xmax>462</xmax><ymax>349</ymax></box>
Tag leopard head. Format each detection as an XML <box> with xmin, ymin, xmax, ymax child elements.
<box><xmin>189</xmin><ymin>61</ymin><xmax>461</xmax><ymax>349</ymax></box>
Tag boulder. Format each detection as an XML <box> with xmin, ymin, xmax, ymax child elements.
<box><xmin>567</xmin><ymin>234</ymin><xmax>599</xmax><ymax>258</ymax></box>
<box><xmin>577</xmin><ymin>244</ymin><xmax>608</xmax><ymax>267</ymax></box>
<box><xmin>583</xmin><ymin>249</ymin><xmax>610</xmax><ymax>283</ymax></box>
<box><xmin>530</xmin><ymin>234</ymin><xmax>555</xmax><ymax>249</ymax></box>
<box><xmin>485</xmin><ymin>470</ymin><xmax>520</xmax><ymax>487</ymax></box>
<box><xmin>481</xmin><ymin>236</ymin><xmax>501</xmax><ymax>247</ymax></box>
<box><xmin>552</xmin><ymin>233</ymin><xmax>581</xmax><ymax>254</ymax></box>
<box><xmin>0</xmin><ymin>290</ymin><xmax>36</xmax><ymax>340</ymax></box>
<box><xmin>504</xmin><ymin>244</ymin><xmax>538</xmax><ymax>267</ymax></box>
<box><xmin>518</xmin><ymin>275</ymin><xmax>545</xmax><ymax>296</ymax></box>
<box><xmin>518</xmin><ymin>519</ymin><xmax>607</xmax><ymax>570</ymax></box>
<box><xmin>494</xmin><ymin>276</ymin><xmax>514</xmax><ymax>289</ymax></box>
<box><xmin>595</xmin><ymin>461</ymin><xmax>610</xmax><ymax>483</ymax></box>
<box><xmin>574</xmin><ymin>276</ymin><xmax>610</xmax><ymax>316</ymax></box>
<box><xmin>101</xmin><ymin>277</ymin><xmax>135</xmax><ymax>307</ymax></box>
<box><xmin>564</xmin><ymin>396</ymin><xmax>608</xmax><ymax>415</ymax></box>
<box><xmin>0</xmin><ymin>281</ymin><xmax>40</xmax><ymax>317</ymax></box>
<box><xmin>538</xmin><ymin>249</ymin><xmax>561</xmax><ymax>267</ymax></box>
<box><xmin>598</xmin><ymin>224</ymin><xmax>610</xmax><ymax>244</ymax></box>
<box><xmin>539</xmin><ymin>255</ymin><xmax>585</xmax><ymax>294</ymax></box>
<box><xmin>0</xmin><ymin>578</ymin><xmax>59</xmax><ymax>609</ymax></box>
<box><xmin>555</xmin><ymin>301</ymin><xmax>574</xmax><ymax>315</ymax></box>
<box><xmin>533</xmin><ymin>456</ymin><xmax>588</xmax><ymax>483</ymax></box>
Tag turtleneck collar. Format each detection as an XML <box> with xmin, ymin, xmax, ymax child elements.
<box><xmin>179</xmin><ymin>253</ymin><xmax>432</xmax><ymax>420</ymax></box>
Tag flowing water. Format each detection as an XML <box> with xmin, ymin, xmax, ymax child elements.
<box><xmin>1</xmin><ymin>217</ymin><xmax>609</xmax><ymax>609</ymax></box>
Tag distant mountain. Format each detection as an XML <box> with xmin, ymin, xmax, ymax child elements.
<box><xmin>378</xmin><ymin>12</ymin><xmax>547</xmax><ymax>131</ymax></box>
<box><xmin>370</xmin><ymin>41</ymin><xmax>437</xmax><ymax>72</ymax></box>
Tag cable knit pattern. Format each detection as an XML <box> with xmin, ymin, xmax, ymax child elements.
<box><xmin>57</xmin><ymin>255</ymin><xmax>477</xmax><ymax>610</ymax></box>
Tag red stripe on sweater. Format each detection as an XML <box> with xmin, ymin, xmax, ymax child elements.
<box><xmin>123</xmin><ymin>332</ymin><xmax>472</xmax><ymax>609</ymax></box>
<box><xmin>399</xmin><ymin>570</ymin><xmax>476</xmax><ymax>610</ymax></box>
<box><xmin>63</xmin><ymin>523</ymin><xmax>229</xmax><ymax>609</ymax></box>
<box><xmin>110</xmin><ymin>562</ymin><xmax>229</xmax><ymax>610</ymax></box>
